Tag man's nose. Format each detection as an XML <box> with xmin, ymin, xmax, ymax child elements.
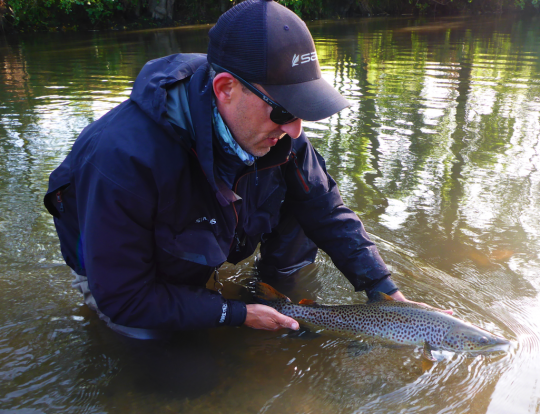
<box><xmin>280</xmin><ymin>118</ymin><xmax>303</xmax><ymax>139</ymax></box>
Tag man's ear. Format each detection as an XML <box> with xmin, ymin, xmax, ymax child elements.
<box><xmin>213</xmin><ymin>72</ymin><xmax>237</xmax><ymax>104</ymax></box>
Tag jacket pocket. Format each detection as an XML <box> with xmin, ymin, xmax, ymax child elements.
<box><xmin>44</xmin><ymin>183</ymin><xmax>71</xmax><ymax>218</ymax></box>
<box><xmin>155</xmin><ymin>223</ymin><xmax>228</xmax><ymax>267</ymax></box>
<box><xmin>244</xmin><ymin>183</ymin><xmax>286</xmax><ymax>237</ymax></box>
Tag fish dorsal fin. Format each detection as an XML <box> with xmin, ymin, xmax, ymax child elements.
<box><xmin>368</xmin><ymin>292</ymin><xmax>395</xmax><ymax>303</ymax></box>
<box><xmin>254</xmin><ymin>282</ymin><xmax>292</xmax><ymax>303</ymax></box>
<box><xmin>299</xmin><ymin>299</ymin><xmax>322</xmax><ymax>307</ymax></box>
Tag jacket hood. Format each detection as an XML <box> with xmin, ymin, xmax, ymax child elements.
<box><xmin>130</xmin><ymin>53</ymin><xmax>228</xmax><ymax>200</ymax></box>
<box><xmin>130</xmin><ymin>53</ymin><xmax>207</xmax><ymax>129</ymax></box>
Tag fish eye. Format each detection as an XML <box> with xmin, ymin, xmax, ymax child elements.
<box><xmin>479</xmin><ymin>336</ymin><xmax>489</xmax><ymax>344</ymax></box>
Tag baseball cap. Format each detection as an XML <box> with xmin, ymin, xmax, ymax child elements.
<box><xmin>207</xmin><ymin>0</ymin><xmax>350</xmax><ymax>122</ymax></box>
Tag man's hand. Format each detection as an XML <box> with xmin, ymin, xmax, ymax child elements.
<box><xmin>244</xmin><ymin>304</ymin><xmax>299</xmax><ymax>331</ymax></box>
<box><xmin>390</xmin><ymin>291</ymin><xmax>453</xmax><ymax>315</ymax></box>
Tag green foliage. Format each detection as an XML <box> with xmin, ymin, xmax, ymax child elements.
<box><xmin>3</xmin><ymin>0</ymin><xmax>142</xmax><ymax>30</ymax></box>
<box><xmin>174</xmin><ymin>0</ymin><xmax>224</xmax><ymax>24</ymax></box>
<box><xmin>516</xmin><ymin>0</ymin><xmax>539</xmax><ymax>8</ymax></box>
<box><xmin>277</xmin><ymin>0</ymin><xmax>323</xmax><ymax>18</ymax></box>
<box><xmin>409</xmin><ymin>0</ymin><xmax>430</xmax><ymax>12</ymax></box>
<box><xmin>1</xmin><ymin>0</ymin><xmax>538</xmax><ymax>32</ymax></box>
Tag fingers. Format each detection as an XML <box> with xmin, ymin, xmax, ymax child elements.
<box><xmin>417</xmin><ymin>301</ymin><xmax>454</xmax><ymax>315</ymax></box>
<box><xmin>390</xmin><ymin>291</ymin><xmax>454</xmax><ymax>315</ymax></box>
<box><xmin>275</xmin><ymin>313</ymin><xmax>300</xmax><ymax>330</ymax></box>
<box><xmin>244</xmin><ymin>304</ymin><xmax>299</xmax><ymax>331</ymax></box>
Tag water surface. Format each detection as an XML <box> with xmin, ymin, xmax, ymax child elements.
<box><xmin>1</xmin><ymin>15</ymin><xmax>539</xmax><ymax>413</ymax></box>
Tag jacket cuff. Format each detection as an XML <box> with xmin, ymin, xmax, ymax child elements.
<box><xmin>219</xmin><ymin>299</ymin><xmax>247</xmax><ymax>327</ymax></box>
<box><xmin>365</xmin><ymin>276</ymin><xmax>399</xmax><ymax>301</ymax></box>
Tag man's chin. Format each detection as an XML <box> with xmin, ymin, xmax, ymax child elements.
<box><xmin>251</xmin><ymin>148</ymin><xmax>271</xmax><ymax>157</ymax></box>
<box><xmin>248</xmin><ymin>136</ymin><xmax>283</xmax><ymax>157</ymax></box>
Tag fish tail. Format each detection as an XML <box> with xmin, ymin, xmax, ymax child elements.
<box><xmin>253</xmin><ymin>282</ymin><xmax>292</xmax><ymax>304</ymax></box>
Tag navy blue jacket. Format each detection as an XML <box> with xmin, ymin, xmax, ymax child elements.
<box><xmin>44</xmin><ymin>53</ymin><xmax>397</xmax><ymax>331</ymax></box>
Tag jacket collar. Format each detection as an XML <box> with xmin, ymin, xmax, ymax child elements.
<box><xmin>188</xmin><ymin>62</ymin><xmax>293</xmax><ymax>206</ymax></box>
<box><xmin>257</xmin><ymin>134</ymin><xmax>292</xmax><ymax>171</ymax></box>
<box><xmin>130</xmin><ymin>53</ymin><xmax>207</xmax><ymax>131</ymax></box>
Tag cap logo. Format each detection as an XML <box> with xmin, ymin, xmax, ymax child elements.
<box><xmin>292</xmin><ymin>52</ymin><xmax>318</xmax><ymax>67</ymax></box>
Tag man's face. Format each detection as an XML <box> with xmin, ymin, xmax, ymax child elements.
<box><xmin>216</xmin><ymin>77</ymin><xmax>303</xmax><ymax>157</ymax></box>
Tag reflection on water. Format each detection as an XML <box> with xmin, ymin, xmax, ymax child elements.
<box><xmin>1</xmin><ymin>15</ymin><xmax>540</xmax><ymax>413</ymax></box>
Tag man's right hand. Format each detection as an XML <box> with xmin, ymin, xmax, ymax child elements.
<box><xmin>244</xmin><ymin>304</ymin><xmax>299</xmax><ymax>331</ymax></box>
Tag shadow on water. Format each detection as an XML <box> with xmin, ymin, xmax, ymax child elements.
<box><xmin>73</xmin><ymin>319</ymin><xmax>223</xmax><ymax>405</ymax></box>
<box><xmin>1</xmin><ymin>13</ymin><xmax>540</xmax><ymax>414</ymax></box>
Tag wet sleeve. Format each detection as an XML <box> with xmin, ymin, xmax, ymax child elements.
<box><xmin>284</xmin><ymin>133</ymin><xmax>398</xmax><ymax>296</ymax></box>
<box><xmin>74</xmin><ymin>161</ymin><xmax>246</xmax><ymax>330</ymax></box>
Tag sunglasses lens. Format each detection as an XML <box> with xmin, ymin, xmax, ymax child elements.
<box><xmin>270</xmin><ymin>107</ymin><xmax>297</xmax><ymax>125</ymax></box>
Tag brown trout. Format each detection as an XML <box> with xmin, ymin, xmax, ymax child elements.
<box><xmin>254</xmin><ymin>282</ymin><xmax>510</xmax><ymax>358</ymax></box>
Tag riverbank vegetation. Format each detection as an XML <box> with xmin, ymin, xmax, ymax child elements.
<box><xmin>0</xmin><ymin>0</ymin><xmax>538</xmax><ymax>33</ymax></box>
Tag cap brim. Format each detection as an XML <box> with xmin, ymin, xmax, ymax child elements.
<box><xmin>262</xmin><ymin>77</ymin><xmax>350</xmax><ymax>122</ymax></box>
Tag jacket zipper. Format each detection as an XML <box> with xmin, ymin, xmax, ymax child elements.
<box><xmin>229</xmin><ymin>156</ymin><xmax>290</xmax><ymax>252</ymax></box>
<box><xmin>290</xmin><ymin>151</ymin><xmax>310</xmax><ymax>193</ymax></box>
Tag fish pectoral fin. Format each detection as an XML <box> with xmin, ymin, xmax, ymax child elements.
<box><xmin>421</xmin><ymin>342</ymin><xmax>437</xmax><ymax>362</ymax></box>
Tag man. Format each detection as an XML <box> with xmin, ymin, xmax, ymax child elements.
<box><xmin>45</xmin><ymin>0</ymin><xmax>448</xmax><ymax>340</ymax></box>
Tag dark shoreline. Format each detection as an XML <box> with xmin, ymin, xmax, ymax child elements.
<box><xmin>0</xmin><ymin>0</ymin><xmax>537</xmax><ymax>35</ymax></box>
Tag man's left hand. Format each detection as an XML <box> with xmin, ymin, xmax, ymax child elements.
<box><xmin>390</xmin><ymin>291</ymin><xmax>453</xmax><ymax>315</ymax></box>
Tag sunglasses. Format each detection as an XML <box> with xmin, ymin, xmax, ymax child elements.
<box><xmin>212</xmin><ymin>63</ymin><xmax>298</xmax><ymax>125</ymax></box>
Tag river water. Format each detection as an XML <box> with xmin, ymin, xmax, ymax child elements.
<box><xmin>1</xmin><ymin>14</ymin><xmax>539</xmax><ymax>414</ymax></box>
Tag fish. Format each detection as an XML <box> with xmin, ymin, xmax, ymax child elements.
<box><xmin>252</xmin><ymin>282</ymin><xmax>511</xmax><ymax>360</ymax></box>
